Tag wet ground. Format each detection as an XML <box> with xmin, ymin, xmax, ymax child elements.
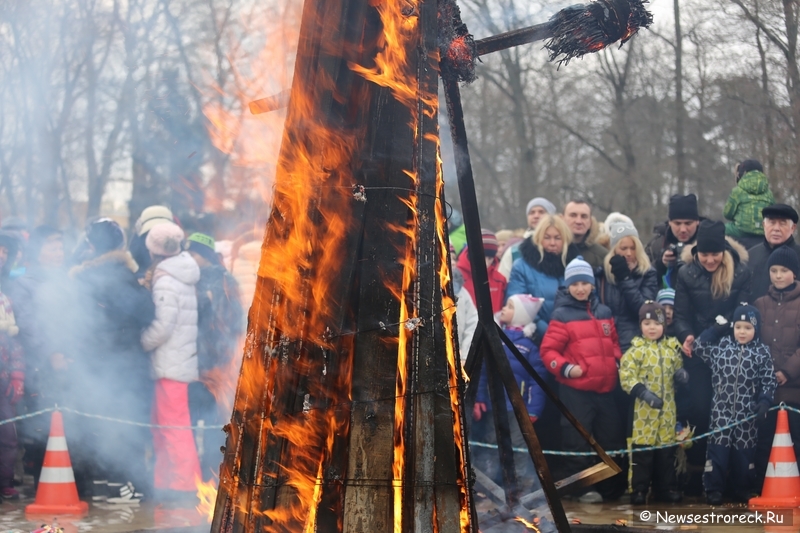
<box><xmin>2</xmin><ymin>487</ymin><xmax>797</xmax><ymax>532</ymax></box>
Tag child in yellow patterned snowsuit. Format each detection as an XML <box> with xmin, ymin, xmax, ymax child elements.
<box><xmin>619</xmin><ymin>301</ymin><xmax>689</xmax><ymax>505</ymax></box>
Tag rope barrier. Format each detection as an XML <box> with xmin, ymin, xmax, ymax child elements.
<box><xmin>0</xmin><ymin>406</ymin><xmax>224</xmax><ymax>430</ymax></box>
<box><xmin>2</xmin><ymin>404</ymin><xmax>799</xmax><ymax>444</ymax></box>
<box><xmin>471</xmin><ymin>404</ymin><xmax>800</xmax><ymax>456</ymax></box>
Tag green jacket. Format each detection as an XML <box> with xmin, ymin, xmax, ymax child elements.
<box><xmin>619</xmin><ymin>335</ymin><xmax>683</xmax><ymax>446</ymax></box>
<box><xmin>723</xmin><ymin>170</ymin><xmax>775</xmax><ymax>237</ymax></box>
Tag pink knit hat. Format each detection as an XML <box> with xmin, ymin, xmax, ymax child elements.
<box><xmin>145</xmin><ymin>221</ymin><xmax>184</xmax><ymax>257</ymax></box>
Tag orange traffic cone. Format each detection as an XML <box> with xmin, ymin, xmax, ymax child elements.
<box><xmin>26</xmin><ymin>411</ymin><xmax>89</xmax><ymax>517</ymax></box>
<box><xmin>749</xmin><ymin>407</ymin><xmax>800</xmax><ymax>509</ymax></box>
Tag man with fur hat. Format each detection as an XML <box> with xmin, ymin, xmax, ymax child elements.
<box><xmin>563</xmin><ymin>200</ymin><xmax>608</xmax><ymax>269</ymax></box>
<box><xmin>692</xmin><ymin>305</ymin><xmax>777</xmax><ymax>504</ymax></box>
<box><xmin>645</xmin><ymin>193</ymin><xmax>702</xmax><ymax>288</ymax></box>
<box><xmin>747</xmin><ymin>204</ymin><xmax>800</xmax><ymax>300</ymax></box>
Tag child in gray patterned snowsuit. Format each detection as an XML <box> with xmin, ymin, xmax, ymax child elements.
<box><xmin>692</xmin><ymin>304</ymin><xmax>777</xmax><ymax>505</ymax></box>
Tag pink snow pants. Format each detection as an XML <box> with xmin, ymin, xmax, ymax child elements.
<box><xmin>152</xmin><ymin>379</ymin><xmax>201</xmax><ymax>491</ymax></box>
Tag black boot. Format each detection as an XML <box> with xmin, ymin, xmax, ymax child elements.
<box><xmin>654</xmin><ymin>490</ymin><xmax>682</xmax><ymax>503</ymax></box>
<box><xmin>706</xmin><ymin>491</ymin><xmax>723</xmax><ymax>506</ymax></box>
<box><xmin>630</xmin><ymin>491</ymin><xmax>647</xmax><ymax>505</ymax></box>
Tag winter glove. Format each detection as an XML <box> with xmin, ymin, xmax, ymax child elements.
<box><xmin>5</xmin><ymin>371</ymin><xmax>23</xmax><ymax>405</ymax></box>
<box><xmin>752</xmin><ymin>399</ymin><xmax>770</xmax><ymax>420</ymax></box>
<box><xmin>609</xmin><ymin>254</ymin><xmax>631</xmax><ymax>281</ymax></box>
<box><xmin>674</xmin><ymin>368</ymin><xmax>690</xmax><ymax>385</ymax></box>
<box><xmin>632</xmin><ymin>383</ymin><xmax>663</xmax><ymax>409</ymax></box>
<box><xmin>698</xmin><ymin>317</ymin><xmax>729</xmax><ymax>344</ymax></box>
<box><xmin>473</xmin><ymin>402</ymin><xmax>487</xmax><ymax>421</ymax></box>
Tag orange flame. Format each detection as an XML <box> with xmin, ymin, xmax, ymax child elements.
<box><xmin>196</xmin><ymin>476</ymin><xmax>218</xmax><ymax>524</ymax></box>
<box><xmin>515</xmin><ymin>516</ymin><xmax>542</xmax><ymax>532</ymax></box>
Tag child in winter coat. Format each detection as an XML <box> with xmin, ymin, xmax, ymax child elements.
<box><xmin>0</xmin><ymin>291</ymin><xmax>22</xmax><ymax>500</ymax></box>
<box><xmin>471</xmin><ymin>294</ymin><xmax>546</xmax><ymax>490</ymax></box>
<box><xmin>619</xmin><ymin>301</ymin><xmax>688</xmax><ymax>505</ymax></box>
<box><xmin>541</xmin><ymin>257</ymin><xmax>623</xmax><ymax>503</ymax></box>
<box><xmin>754</xmin><ymin>246</ymin><xmax>800</xmax><ymax>481</ymax></box>
<box><xmin>692</xmin><ymin>304</ymin><xmax>777</xmax><ymax>505</ymax></box>
<box><xmin>656</xmin><ymin>288</ymin><xmax>677</xmax><ymax>337</ymax></box>
<box><xmin>723</xmin><ymin>159</ymin><xmax>775</xmax><ymax>249</ymax></box>
<box><xmin>141</xmin><ymin>222</ymin><xmax>202</xmax><ymax>499</ymax></box>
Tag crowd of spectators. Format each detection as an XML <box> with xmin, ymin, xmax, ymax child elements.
<box><xmin>454</xmin><ymin>159</ymin><xmax>800</xmax><ymax>505</ymax></box>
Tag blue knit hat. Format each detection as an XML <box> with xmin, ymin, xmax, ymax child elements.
<box><xmin>732</xmin><ymin>303</ymin><xmax>761</xmax><ymax>338</ymax></box>
<box><xmin>565</xmin><ymin>256</ymin><xmax>595</xmax><ymax>286</ymax></box>
<box><xmin>656</xmin><ymin>288</ymin><xmax>675</xmax><ymax>307</ymax></box>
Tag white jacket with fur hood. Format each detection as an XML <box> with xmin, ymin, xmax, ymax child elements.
<box><xmin>141</xmin><ymin>251</ymin><xmax>201</xmax><ymax>382</ymax></box>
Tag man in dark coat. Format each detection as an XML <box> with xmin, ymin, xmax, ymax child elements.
<box><xmin>747</xmin><ymin>204</ymin><xmax>800</xmax><ymax>300</ymax></box>
<box><xmin>69</xmin><ymin>218</ymin><xmax>156</xmax><ymax>498</ymax></box>
<box><xmin>645</xmin><ymin>194</ymin><xmax>701</xmax><ymax>288</ymax></box>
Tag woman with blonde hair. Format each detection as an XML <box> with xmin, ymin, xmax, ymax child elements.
<box><xmin>595</xmin><ymin>220</ymin><xmax>659</xmax><ymax>351</ymax></box>
<box><xmin>506</xmin><ymin>215</ymin><xmax>579</xmax><ymax>338</ymax></box>
<box><xmin>673</xmin><ymin>219</ymin><xmax>751</xmax><ymax>495</ymax></box>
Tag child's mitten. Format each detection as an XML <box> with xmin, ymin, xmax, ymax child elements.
<box><xmin>674</xmin><ymin>368</ymin><xmax>689</xmax><ymax>384</ymax></box>
<box><xmin>632</xmin><ymin>383</ymin><xmax>663</xmax><ymax>409</ymax></box>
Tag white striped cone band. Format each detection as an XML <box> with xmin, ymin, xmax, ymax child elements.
<box><xmin>39</xmin><ymin>466</ymin><xmax>76</xmax><ymax>484</ymax></box>
<box><xmin>766</xmin><ymin>462</ymin><xmax>800</xmax><ymax>478</ymax></box>
<box><xmin>773</xmin><ymin>433</ymin><xmax>794</xmax><ymax>447</ymax></box>
<box><xmin>45</xmin><ymin>436</ymin><xmax>69</xmax><ymax>452</ymax></box>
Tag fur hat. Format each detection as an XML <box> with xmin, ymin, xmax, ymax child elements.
<box><xmin>145</xmin><ymin>221</ymin><xmax>184</xmax><ymax>257</ymax></box>
<box><xmin>767</xmin><ymin>246</ymin><xmax>799</xmax><ymax>277</ymax></box>
<box><xmin>565</xmin><ymin>256</ymin><xmax>594</xmax><ymax>286</ymax></box>
<box><xmin>86</xmin><ymin>218</ymin><xmax>125</xmax><ymax>255</ymax></box>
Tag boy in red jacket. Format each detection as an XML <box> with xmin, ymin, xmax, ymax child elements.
<box><xmin>541</xmin><ymin>256</ymin><xmax>623</xmax><ymax>503</ymax></box>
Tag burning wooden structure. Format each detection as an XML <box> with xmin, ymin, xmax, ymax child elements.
<box><xmin>209</xmin><ymin>0</ymin><xmax>652</xmax><ymax>531</ymax></box>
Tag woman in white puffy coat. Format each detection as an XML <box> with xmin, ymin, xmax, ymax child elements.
<box><xmin>140</xmin><ymin>222</ymin><xmax>202</xmax><ymax>498</ymax></box>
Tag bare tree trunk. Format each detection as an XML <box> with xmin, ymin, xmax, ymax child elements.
<box><xmin>756</xmin><ymin>28</ymin><xmax>776</xmax><ymax>178</ymax></box>
<box><xmin>674</xmin><ymin>0</ymin><xmax>687</xmax><ymax>193</ymax></box>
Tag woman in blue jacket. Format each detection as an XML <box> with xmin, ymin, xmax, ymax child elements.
<box><xmin>506</xmin><ymin>214</ymin><xmax>579</xmax><ymax>338</ymax></box>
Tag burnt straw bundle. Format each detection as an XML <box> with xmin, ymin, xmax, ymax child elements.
<box><xmin>545</xmin><ymin>0</ymin><xmax>653</xmax><ymax>65</ymax></box>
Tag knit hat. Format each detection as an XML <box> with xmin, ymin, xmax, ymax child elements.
<box><xmin>135</xmin><ymin>205</ymin><xmax>175</xmax><ymax>236</ymax></box>
<box><xmin>526</xmin><ymin>197</ymin><xmax>556</xmax><ymax>216</ymax></box>
<box><xmin>695</xmin><ymin>220</ymin><xmax>726</xmax><ymax>254</ymax></box>
<box><xmin>656</xmin><ymin>288</ymin><xmax>675</xmax><ymax>307</ymax></box>
<box><xmin>767</xmin><ymin>246</ymin><xmax>800</xmax><ymax>277</ymax></box>
<box><xmin>86</xmin><ymin>218</ymin><xmax>125</xmax><ymax>254</ymax></box>
<box><xmin>732</xmin><ymin>303</ymin><xmax>761</xmax><ymax>337</ymax></box>
<box><xmin>481</xmin><ymin>229</ymin><xmax>499</xmax><ymax>257</ymax></box>
<box><xmin>564</xmin><ymin>256</ymin><xmax>595</xmax><ymax>286</ymax></box>
<box><xmin>604</xmin><ymin>212</ymin><xmax>633</xmax><ymax>230</ymax></box>
<box><xmin>737</xmin><ymin>159</ymin><xmax>763</xmax><ymax>179</ymax></box>
<box><xmin>762</xmin><ymin>204</ymin><xmax>799</xmax><ymax>224</ymax></box>
<box><xmin>507</xmin><ymin>294</ymin><xmax>544</xmax><ymax>327</ymax></box>
<box><xmin>187</xmin><ymin>232</ymin><xmax>220</xmax><ymax>265</ymax></box>
<box><xmin>608</xmin><ymin>221</ymin><xmax>639</xmax><ymax>250</ymax></box>
<box><xmin>145</xmin><ymin>221</ymin><xmax>184</xmax><ymax>257</ymax></box>
<box><xmin>668</xmin><ymin>194</ymin><xmax>699</xmax><ymax>221</ymax></box>
<box><xmin>639</xmin><ymin>301</ymin><xmax>666</xmax><ymax>325</ymax></box>
<box><xmin>1</xmin><ymin>216</ymin><xmax>27</xmax><ymax>233</ymax></box>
